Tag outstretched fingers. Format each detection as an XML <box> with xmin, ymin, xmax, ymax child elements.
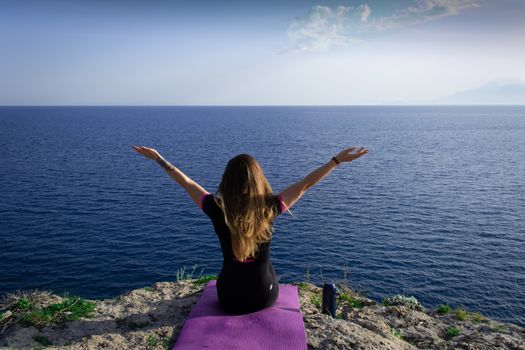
<box><xmin>132</xmin><ymin>145</ymin><xmax>143</xmax><ymax>153</ymax></box>
<box><xmin>132</xmin><ymin>145</ymin><xmax>150</xmax><ymax>158</ymax></box>
<box><xmin>357</xmin><ymin>148</ymin><xmax>368</xmax><ymax>157</ymax></box>
<box><xmin>349</xmin><ymin>146</ymin><xmax>368</xmax><ymax>159</ymax></box>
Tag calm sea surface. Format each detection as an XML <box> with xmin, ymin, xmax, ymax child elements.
<box><xmin>0</xmin><ymin>106</ymin><xmax>524</xmax><ymax>326</ymax></box>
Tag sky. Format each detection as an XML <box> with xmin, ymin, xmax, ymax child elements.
<box><xmin>1</xmin><ymin>0</ymin><xmax>524</xmax><ymax>105</ymax></box>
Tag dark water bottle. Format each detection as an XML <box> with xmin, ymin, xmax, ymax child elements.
<box><xmin>322</xmin><ymin>283</ymin><xmax>337</xmax><ymax>317</ymax></box>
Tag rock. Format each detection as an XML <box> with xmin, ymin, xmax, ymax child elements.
<box><xmin>0</xmin><ymin>280</ymin><xmax>524</xmax><ymax>349</ymax></box>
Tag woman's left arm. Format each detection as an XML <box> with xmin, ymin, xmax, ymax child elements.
<box><xmin>132</xmin><ymin>146</ymin><xmax>209</xmax><ymax>209</ymax></box>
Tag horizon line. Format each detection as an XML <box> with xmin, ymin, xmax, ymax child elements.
<box><xmin>1</xmin><ymin>104</ymin><xmax>525</xmax><ymax>108</ymax></box>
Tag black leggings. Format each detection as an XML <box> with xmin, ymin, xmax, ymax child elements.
<box><xmin>216</xmin><ymin>264</ymin><xmax>279</xmax><ymax>314</ymax></box>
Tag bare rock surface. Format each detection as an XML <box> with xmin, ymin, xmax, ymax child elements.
<box><xmin>1</xmin><ymin>280</ymin><xmax>524</xmax><ymax>349</ymax></box>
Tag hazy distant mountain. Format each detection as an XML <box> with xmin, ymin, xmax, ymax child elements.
<box><xmin>434</xmin><ymin>79</ymin><xmax>525</xmax><ymax>105</ymax></box>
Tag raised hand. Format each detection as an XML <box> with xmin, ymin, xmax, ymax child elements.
<box><xmin>132</xmin><ymin>145</ymin><xmax>161</xmax><ymax>160</ymax></box>
<box><xmin>335</xmin><ymin>146</ymin><xmax>369</xmax><ymax>163</ymax></box>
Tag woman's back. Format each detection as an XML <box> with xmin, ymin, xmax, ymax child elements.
<box><xmin>201</xmin><ymin>193</ymin><xmax>285</xmax><ymax>314</ymax></box>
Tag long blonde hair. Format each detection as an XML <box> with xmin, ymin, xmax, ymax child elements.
<box><xmin>213</xmin><ymin>154</ymin><xmax>280</xmax><ymax>261</ymax></box>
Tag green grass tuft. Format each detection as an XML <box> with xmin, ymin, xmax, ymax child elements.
<box><xmin>446</xmin><ymin>326</ymin><xmax>460</xmax><ymax>338</ymax></box>
<box><xmin>146</xmin><ymin>334</ymin><xmax>159</xmax><ymax>347</ymax></box>
<box><xmin>437</xmin><ymin>304</ymin><xmax>452</xmax><ymax>314</ymax></box>
<box><xmin>33</xmin><ymin>333</ymin><xmax>52</xmax><ymax>347</ymax></box>
<box><xmin>192</xmin><ymin>275</ymin><xmax>218</xmax><ymax>286</ymax></box>
<box><xmin>19</xmin><ymin>310</ymin><xmax>52</xmax><ymax>327</ymax></box>
<box><xmin>143</xmin><ymin>287</ymin><xmax>154</xmax><ymax>292</ymax></box>
<box><xmin>391</xmin><ymin>327</ymin><xmax>406</xmax><ymax>340</ymax></box>
<box><xmin>382</xmin><ymin>295</ymin><xmax>423</xmax><ymax>311</ymax></box>
<box><xmin>18</xmin><ymin>296</ymin><xmax>95</xmax><ymax>328</ymax></box>
<box><xmin>338</xmin><ymin>293</ymin><xmax>363</xmax><ymax>309</ymax></box>
<box><xmin>175</xmin><ymin>265</ymin><xmax>205</xmax><ymax>281</ymax></box>
<box><xmin>455</xmin><ymin>308</ymin><xmax>468</xmax><ymax>321</ymax></box>
<box><xmin>296</xmin><ymin>282</ymin><xmax>309</xmax><ymax>291</ymax></box>
<box><xmin>16</xmin><ymin>298</ymin><xmax>32</xmax><ymax>310</ymax></box>
<box><xmin>471</xmin><ymin>312</ymin><xmax>487</xmax><ymax>323</ymax></box>
<box><xmin>310</xmin><ymin>295</ymin><xmax>321</xmax><ymax>308</ymax></box>
<box><xmin>493</xmin><ymin>324</ymin><xmax>508</xmax><ymax>333</ymax></box>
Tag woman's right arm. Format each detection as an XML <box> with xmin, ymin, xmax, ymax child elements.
<box><xmin>279</xmin><ymin>146</ymin><xmax>368</xmax><ymax>212</ymax></box>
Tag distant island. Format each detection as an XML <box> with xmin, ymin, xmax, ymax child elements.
<box><xmin>433</xmin><ymin>79</ymin><xmax>525</xmax><ymax>105</ymax></box>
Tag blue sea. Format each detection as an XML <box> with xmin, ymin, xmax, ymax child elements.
<box><xmin>0</xmin><ymin>106</ymin><xmax>524</xmax><ymax>326</ymax></box>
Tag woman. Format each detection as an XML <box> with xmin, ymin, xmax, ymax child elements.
<box><xmin>132</xmin><ymin>145</ymin><xmax>368</xmax><ymax>314</ymax></box>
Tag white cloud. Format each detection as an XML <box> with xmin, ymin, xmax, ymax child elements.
<box><xmin>285</xmin><ymin>5</ymin><xmax>363</xmax><ymax>53</ymax></box>
<box><xmin>370</xmin><ymin>0</ymin><xmax>480</xmax><ymax>31</ymax></box>
<box><xmin>286</xmin><ymin>0</ymin><xmax>480</xmax><ymax>52</ymax></box>
<box><xmin>359</xmin><ymin>4</ymin><xmax>371</xmax><ymax>22</ymax></box>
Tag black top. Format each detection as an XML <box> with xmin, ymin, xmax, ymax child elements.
<box><xmin>201</xmin><ymin>193</ymin><xmax>284</xmax><ymax>264</ymax></box>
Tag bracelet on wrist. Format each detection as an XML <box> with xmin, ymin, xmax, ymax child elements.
<box><xmin>155</xmin><ymin>156</ymin><xmax>175</xmax><ymax>171</ymax></box>
<box><xmin>332</xmin><ymin>156</ymin><xmax>340</xmax><ymax>165</ymax></box>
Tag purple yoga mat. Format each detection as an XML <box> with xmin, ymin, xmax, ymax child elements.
<box><xmin>172</xmin><ymin>279</ymin><xmax>308</xmax><ymax>350</ymax></box>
